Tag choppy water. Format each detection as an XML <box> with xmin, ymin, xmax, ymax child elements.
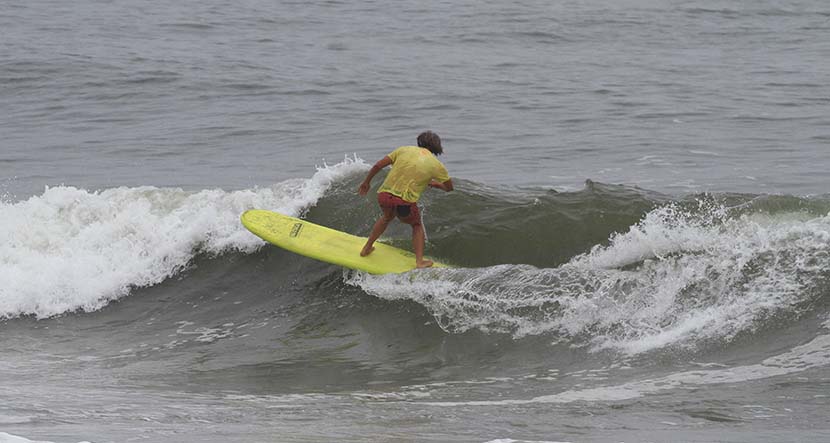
<box><xmin>2</xmin><ymin>1</ymin><xmax>830</xmax><ymax>442</ymax></box>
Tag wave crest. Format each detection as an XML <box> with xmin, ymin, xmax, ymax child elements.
<box><xmin>0</xmin><ymin>158</ymin><xmax>367</xmax><ymax>319</ymax></box>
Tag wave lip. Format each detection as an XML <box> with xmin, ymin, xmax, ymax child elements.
<box><xmin>0</xmin><ymin>158</ymin><xmax>367</xmax><ymax>319</ymax></box>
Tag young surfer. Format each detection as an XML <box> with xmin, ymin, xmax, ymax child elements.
<box><xmin>358</xmin><ymin>131</ymin><xmax>454</xmax><ymax>268</ymax></box>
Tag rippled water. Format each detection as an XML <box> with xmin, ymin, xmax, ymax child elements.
<box><xmin>3</xmin><ymin>0</ymin><xmax>830</xmax><ymax>197</ymax></box>
<box><xmin>2</xmin><ymin>1</ymin><xmax>830</xmax><ymax>442</ymax></box>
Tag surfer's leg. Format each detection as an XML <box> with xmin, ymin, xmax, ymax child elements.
<box><xmin>361</xmin><ymin>210</ymin><xmax>394</xmax><ymax>256</ymax></box>
<box><xmin>412</xmin><ymin>224</ymin><xmax>433</xmax><ymax>268</ymax></box>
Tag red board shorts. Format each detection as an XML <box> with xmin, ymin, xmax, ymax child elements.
<box><xmin>378</xmin><ymin>192</ymin><xmax>421</xmax><ymax>226</ymax></box>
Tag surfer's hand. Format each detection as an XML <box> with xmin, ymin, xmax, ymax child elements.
<box><xmin>358</xmin><ymin>181</ymin><xmax>370</xmax><ymax>196</ymax></box>
<box><xmin>429</xmin><ymin>179</ymin><xmax>453</xmax><ymax>192</ymax></box>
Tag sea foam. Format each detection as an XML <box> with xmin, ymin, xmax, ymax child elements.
<box><xmin>0</xmin><ymin>158</ymin><xmax>367</xmax><ymax>319</ymax></box>
<box><xmin>348</xmin><ymin>201</ymin><xmax>830</xmax><ymax>354</ymax></box>
<box><xmin>0</xmin><ymin>433</ymin><xmax>90</xmax><ymax>443</ymax></box>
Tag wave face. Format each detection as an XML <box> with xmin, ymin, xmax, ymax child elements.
<box><xmin>0</xmin><ymin>158</ymin><xmax>367</xmax><ymax>318</ymax></box>
<box><xmin>3</xmin><ymin>159</ymin><xmax>830</xmax><ymax>361</ymax></box>
<box><xmin>347</xmin><ymin>193</ymin><xmax>830</xmax><ymax>355</ymax></box>
<box><xmin>3</xmin><ymin>161</ymin><xmax>830</xmax><ymax>443</ymax></box>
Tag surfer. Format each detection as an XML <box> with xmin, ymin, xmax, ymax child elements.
<box><xmin>358</xmin><ymin>131</ymin><xmax>453</xmax><ymax>268</ymax></box>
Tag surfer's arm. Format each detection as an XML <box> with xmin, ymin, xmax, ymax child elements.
<box><xmin>429</xmin><ymin>179</ymin><xmax>453</xmax><ymax>192</ymax></box>
<box><xmin>358</xmin><ymin>156</ymin><xmax>393</xmax><ymax>195</ymax></box>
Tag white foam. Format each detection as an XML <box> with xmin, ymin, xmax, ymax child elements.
<box><xmin>0</xmin><ymin>434</ymin><xmax>47</xmax><ymax>443</ymax></box>
<box><xmin>0</xmin><ymin>433</ymin><xmax>91</xmax><ymax>443</ymax></box>
<box><xmin>348</xmin><ymin>201</ymin><xmax>830</xmax><ymax>354</ymax></box>
<box><xmin>0</xmin><ymin>157</ymin><xmax>367</xmax><ymax>319</ymax></box>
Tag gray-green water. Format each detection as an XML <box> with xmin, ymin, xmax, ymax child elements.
<box><xmin>2</xmin><ymin>1</ymin><xmax>830</xmax><ymax>442</ymax></box>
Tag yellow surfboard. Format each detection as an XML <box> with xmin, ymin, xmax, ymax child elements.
<box><xmin>240</xmin><ymin>210</ymin><xmax>448</xmax><ymax>274</ymax></box>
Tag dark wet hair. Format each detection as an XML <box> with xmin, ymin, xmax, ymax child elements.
<box><xmin>417</xmin><ymin>131</ymin><xmax>443</xmax><ymax>155</ymax></box>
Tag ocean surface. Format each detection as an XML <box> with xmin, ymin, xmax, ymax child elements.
<box><xmin>2</xmin><ymin>0</ymin><xmax>830</xmax><ymax>442</ymax></box>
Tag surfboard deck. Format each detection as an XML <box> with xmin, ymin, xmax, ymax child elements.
<box><xmin>240</xmin><ymin>209</ymin><xmax>448</xmax><ymax>275</ymax></box>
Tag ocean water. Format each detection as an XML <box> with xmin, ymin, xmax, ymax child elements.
<box><xmin>2</xmin><ymin>0</ymin><xmax>830</xmax><ymax>442</ymax></box>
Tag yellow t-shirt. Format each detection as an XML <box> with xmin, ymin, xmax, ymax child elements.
<box><xmin>377</xmin><ymin>146</ymin><xmax>450</xmax><ymax>203</ymax></box>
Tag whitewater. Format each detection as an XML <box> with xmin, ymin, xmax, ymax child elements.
<box><xmin>4</xmin><ymin>160</ymin><xmax>830</xmax><ymax>442</ymax></box>
<box><xmin>4</xmin><ymin>0</ymin><xmax>830</xmax><ymax>441</ymax></box>
<box><xmin>0</xmin><ymin>159</ymin><xmax>368</xmax><ymax>318</ymax></box>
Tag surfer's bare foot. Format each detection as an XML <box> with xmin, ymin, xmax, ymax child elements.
<box><xmin>416</xmin><ymin>260</ymin><xmax>434</xmax><ymax>268</ymax></box>
<box><xmin>360</xmin><ymin>245</ymin><xmax>375</xmax><ymax>257</ymax></box>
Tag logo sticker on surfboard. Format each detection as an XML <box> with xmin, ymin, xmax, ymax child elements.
<box><xmin>289</xmin><ymin>222</ymin><xmax>303</xmax><ymax>238</ymax></box>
